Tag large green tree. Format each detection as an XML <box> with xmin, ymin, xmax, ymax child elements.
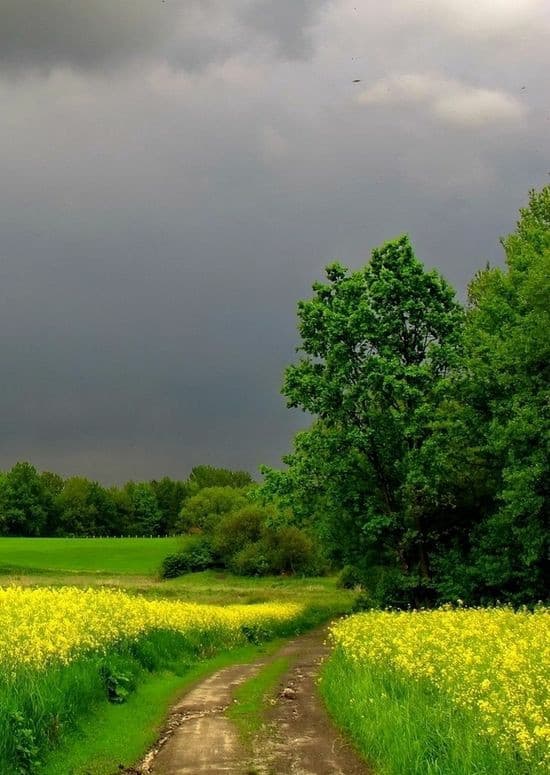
<box><xmin>0</xmin><ymin>462</ymin><xmax>52</xmax><ymax>536</ymax></box>
<box><xmin>462</xmin><ymin>187</ymin><xmax>550</xmax><ymax>602</ymax></box>
<box><xmin>150</xmin><ymin>477</ymin><xmax>188</xmax><ymax>534</ymax></box>
<box><xmin>263</xmin><ymin>235</ymin><xmax>463</xmax><ymax>603</ymax></box>
<box><xmin>124</xmin><ymin>482</ymin><xmax>162</xmax><ymax>536</ymax></box>
<box><xmin>55</xmin><ymin>477</ymin><xmax>120</xmax><ymax>536</ymax></box>
<box><xmin>177</xmin><ymin>486</ymin><xmax>248</xmax><ymax>533</ymax></box>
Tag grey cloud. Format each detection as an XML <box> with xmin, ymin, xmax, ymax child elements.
<box><xmin>357</xmin><ymin>73</ymin><xmax>526</xmax><ymax>127</ymax></box>
<box><xmin>0</xmin><ymin>0</ymin><xmax>181</xmax><ymax>73</ymax></box>
<box><xmin>0</xmin><ymin>1</ymin><xmax>548</xmax><ymax>483</ymax></box>
<box><xmin>0</xmin><ymin>0</ymin><xmax>328</xmax><ymax>76</ymax></box>
<box><xmin>240</xmin><ymin>0</ymin><xmax>328</xmax><ymax>59</ymax></box>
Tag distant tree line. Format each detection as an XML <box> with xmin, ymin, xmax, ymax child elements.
<box><xmin>0</xmin><ymin>465</ymin><xmax>253</xmax><ymax>538</ymax></box>
<box><xmin>261</xmin><ymin>186</ymin><xmax>549</xmax><ymax>606</ymax></box>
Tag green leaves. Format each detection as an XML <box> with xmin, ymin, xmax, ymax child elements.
<box><xmin>463</xmin><ymin>186</ymin><xmax>550</xmax><ymax>602</ymax></box>
<box><xmin>264</xmin><ymin>186</ymin><xmax>549</xmax><ymax>606</ymax></box>
<box><xmin>266</xmin><ymin>235</ymin><xmax>464</xmax><ymax>603</ymax></box>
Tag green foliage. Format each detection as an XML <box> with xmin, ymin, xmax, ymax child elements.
<box><xmin>0</xmin><ymin>464</ymin><xmax>250</xmax><ymax>539</ymax></box>
<box><xmin>9</xmin><ymin>711</ymin><xmax>40</xmax><ymax>775</ymax></box>
<box><xmin>54</xmin><ymin>477</ymin><xmax>120</xmax><ymax>537</ymax></box>
<box><xmin>100</xmin><ymin>663</ymin><xmax>135</xmax><ymax>704</ymax></box>
<box><xmin>228</xmin><ymin>523</ymin><xmax>319</xmax><ymax>577</ymax></box>
<box><xmin>150</xmin><ymin>477</ymin><xmax>188</xmax><ymax>535</ymax></box>
<box><xmin>337</xmin><ymin>565</ymin><xmax>363</xmax><ymax>590</ymax></box>
<box><xmin>0</xmin><ymin>462</ymin><xmax>53</xmax><ymax>537</ymax></box>
<box><xmin>176</xmin><ymin>486</ymin><xmax>248</xmax><ymax>533</ymax></box>
<box><xmin>185</xmin><ymin>465</ymin><xmax>253</xmax><ymax>495</ymax></box>
<box><xmin>211</xmin><ymin>505</ymin><xmax>266</xmax><ymax>563</ymax></box>
<box><xmin>263</xmin><ymin>187</ymin><xmax>550</xmax><ymax>606</ymax></box>
<box><xmin>462</xmin><ymin>187</ymin><xmax>549</xmax><ymax>603</ymax></box>
<box><xmin>265</xmin><ymin>525</ymin><xmax>317</xmax><ymax>574</ymax></box>
<box><xmin>164</xmin><ymin>498</ymin><xmax>321</xmax><ymax>579</ymax></box>
<box><xmin>263</xmin><ymin>235</ymin><xmax>463</xmax><ymax>604</ymax></box>
<box><xmin>160</xmin><ymin>536</ymin><xmax>214</xmax><ymax>578</ymax></box>
<box><xmin>230</xmin><ymin>541</ymin><xmax>271</xmax><ymax>576</ymax></box>
<box><xmin>123</xmin><ymin>482</ymin><xmax>162</xmax><ymax>537</ymax></box>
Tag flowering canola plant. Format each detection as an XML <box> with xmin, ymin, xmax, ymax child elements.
<box><xmin>329</xmin><ymin>607</ymin><xmax>549</xmax><ymax>768</ymax></box>
<box><xmin>0</xmin><ymin>586</ymin><xmax>303</xmax><ymax>672</ymax></box>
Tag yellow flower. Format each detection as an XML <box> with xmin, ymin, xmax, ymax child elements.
<box><xmin>328</xmin><ymin>606</ymin><xmax>549</xmax><ymax>766</ymax></box>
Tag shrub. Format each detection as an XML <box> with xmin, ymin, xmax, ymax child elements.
<box><xmin>211</xmin><ymin>505</ymin><xmax>266</xmax><ymax>563</ymax></box>
<box><xmin>230</xmin><ymin>541</ymin><xmax>271</xmax><ymax>576</ymax></box>
<box><xmin>337</xmin><ymin>564</ymin><xmax>363</xmax><ymax>589</ymax></box>
<box><xmin>266</xmin><ymin>526</ymin><xmax>316</xmax><ymax>574</ymax></box>
<box><xmin>229</xmin><ymin>526</ymin><xmax>319</xmax><ymax>576</ymax></box>
<box><xmin>160</xmin><ymin>536</ymin><xmax>214</xmax><ymax>578</ymax></box>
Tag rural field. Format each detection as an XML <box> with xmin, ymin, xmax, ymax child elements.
<box><xmin>0</xmin><ymin>537</ymin><xmax>181</xmax><ymax>576</ymax></box>
<box><xmin>0</xmin><ymin>536</ymin><xmax>547</xmax><ymax>774</ymax></box>
<box><xmin>1</xmin><ymin>0</ymin><xmax>548</xmax><ymax>768</ymax></box>
<box><xmin>0</xmin><ymin>537</ymin><xmax>357</xmax><ymax>774</ymax></box>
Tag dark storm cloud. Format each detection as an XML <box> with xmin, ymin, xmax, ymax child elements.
<box><xmin>0</xmin><ymin>0</ymin><xmax>180</xmax><ymax>72</ymax></box>
<box><xmin>0</xmin><ymin>0</ymin><xmax>548</xmax><ymax>483</ymax></box>
<box><xmin>240</xmin><ymin>0</ymin><xmax>328</xmax><ymax>59</ymax></box>
<box><xmin>0</xmin><ymin>0</ymin><xmax>327</xmax><ymax>75</ymax></box>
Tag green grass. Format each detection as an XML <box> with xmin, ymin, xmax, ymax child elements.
<box><xmin>320</xmin><ymin>649</ymin><xmax>529</xmax><ymax>775</ymax></box>
<box><xmin>1</xmin><ymin>594</ymin><xmax>348</xmax><ymax>774</ymax></box>
<box><xmin>0</xmin><ymin>536</ymin><xmax>183</xmax><ymax>576</ymax></box>
<box><xmin>0</xmin><ymin>538</ymin><xmax>355</xmax><ymax>773</ymax></box>
<box><xmin>1</xmin><ymin>606</ymin><xmax>323</xmax><ymax>775</ymax></box>
<box><xmin>227</xmin><ymin>655</ymin><xmax>290</xmax><ymax>742</ymax></box>
<box><xmin>41</xmin><ymin>639</ymin><xmax>285</xmax><ymax>775</ymax></box>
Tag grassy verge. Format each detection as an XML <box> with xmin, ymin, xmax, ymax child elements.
<box><xmin>320</xmin><ymin>650</ymin><xmax>529</xmax><ymax>775</ymax></box>
<box><xmin>227</xmin><ymin>655</ymin><xmax>291</xmax><ymax>742</ymax></box>
<box><xmin>41</xmin><ymin>639</ymin><xmax>285</xmax><ymax>775</ymax></box>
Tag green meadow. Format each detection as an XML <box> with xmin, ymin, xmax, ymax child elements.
<box><xmin>0</xmin><ymin>536</ymin><xmax>181</xmax><ymax>576</ymax></box>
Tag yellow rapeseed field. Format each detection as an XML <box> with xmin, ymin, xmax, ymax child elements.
<box><xmin>0</xmin><ymin>586</ymin><xmax>302</xmax><ymax>673</ymax></box>
<box><xmin>329</xmin><ymin>607</ymin><xmax>550</xmax><ymax>768</ymax></box>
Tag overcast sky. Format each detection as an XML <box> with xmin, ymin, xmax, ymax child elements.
<box><xmin>0</xmin><ymin>0</ymin><xmax>548</xmax><ymax>483</ymax></box>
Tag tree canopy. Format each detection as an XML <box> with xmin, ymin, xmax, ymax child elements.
<box><xmin>262</xmin><ymin>187</ymin><xmax>549</xmax><ymax>605</ymax></box>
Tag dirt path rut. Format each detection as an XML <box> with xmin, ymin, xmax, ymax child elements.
<box><xmin>142</xmin><ymin>661</ymin><xmax>266</xmax><ymax>774</ymax></box>
<box><xmin>133</xmin><ymin>629</ymin><xmax>368</xmax><ymax>775</ymax></box>
<box><xmin>250</xmin><ymin>629</ymin><xmax>366</xmax><ymax>775</ymax></box>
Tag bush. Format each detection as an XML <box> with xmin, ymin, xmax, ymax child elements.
<box><xmin>229</xmin><ymin>526</ymin><xmax>320</xmax><ymax>577</ymax></box>
<box><xmin>337</xmin><ymin>564</ymin><xmax>364</xmax><ymax>589</ymax></box>
<box><xmin>266</xmin><ymin>526</ymin><xmax>316</xmax><ymax>574</ymax></box>
<box><xmin>230</xmin><ymin>540</ymin><xmax>271</xmax><ymax>576</ymax></box>
<box><xmin>211</xmin><ymin>505</ymin><xmax>266</xmax><ymax>563</ymax></box>
<box><xmin>160</xmin><ymin>536</ymin><xmax>214</xmax><ymax>578</ymax></box>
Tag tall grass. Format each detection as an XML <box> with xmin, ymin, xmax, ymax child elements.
<box><xmin>0</xmin><ymin>602</ymin><xmax>331</xmax><ymax>774</ymax></box>
<box><xmin>321</xmin><ymin>647</ymin><xmax>540</xmax><ymax>775</ymax></box>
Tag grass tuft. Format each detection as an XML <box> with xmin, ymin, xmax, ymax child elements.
<box><xmin>227</xmin><ymin>655</ymin><xmax>290</xmax><ymax>742</ymax></box>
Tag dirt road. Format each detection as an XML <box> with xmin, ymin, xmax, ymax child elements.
<box><xmin>131</xmin><ymin>628</ymin><xmax>368</xmax><ymax>775</ymax></box>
